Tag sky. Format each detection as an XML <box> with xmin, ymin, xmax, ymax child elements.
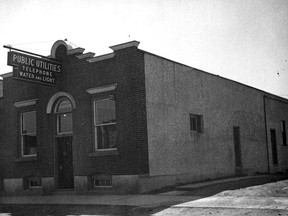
<box><xmin>0</xmin><ymin>0</ymin><xmax>288</xmax><ymax>98</ymax></box>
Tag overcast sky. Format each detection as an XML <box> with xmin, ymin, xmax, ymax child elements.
<box><xmin>0</xmin><ymin>0</ymin><xmax>287</xmax><ymax>98</ymax></box>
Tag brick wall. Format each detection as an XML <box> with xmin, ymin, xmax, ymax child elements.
<box><xmin>61</xmin><ymin>46</ymin><xmax>149</xmax><ymax>176</ymax></box>
<box><xmin>1</xmin><ymin>77</ymin><xmax>41</xmax><ymax>178</ymax></box>
<box><xmin>0</xmin><ymin>45</ymin><xmax>149</xmax><ymax>185</ymax></box>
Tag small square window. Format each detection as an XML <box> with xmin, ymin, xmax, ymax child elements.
<box><xmin>94</xmin><ymin>179</ymin><xmax>112</xmax><ymax>187</ymax></box>
<box><xmin>23</xmin><ymin>176</ymin><xmax>42</xmax><ymax>189</ymax></box>
<box><xmin>29</xmin><ymin>179</ymin><xmax>42</xmax><ymax>188</ymax></box>
<box><xmin>189</xmin><ymin>114</ymin><xmax>203</xmax><ymax>133</ymax></box>
<box><xmin>92</xmin><ymin>175</ymin><xmax>112</xmax><ymax>188</ymax></box>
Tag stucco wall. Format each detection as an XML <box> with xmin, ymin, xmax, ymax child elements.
<box><xmin>265</xmin><ymin>97</ymin><xmax>288</xmax><ymax>173</ymax></box>
<box><xmin>0</xmin><ymin>96</ymin><xmax>3</xmax><ymax>191</ymax></box>
<box><xmin>144</xmin><ymin>53</ymin><xmax>268</xmax><ymax>179</ymax></box>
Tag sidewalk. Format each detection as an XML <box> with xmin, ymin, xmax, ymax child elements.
<box><xmin>0</xmin><ymin>194</ymin><xmax>195</xmax><ymax>207</ymax></box>
<box><xmin>0</xmin><ymin>175</ymin><xmax>286</xmax><ymax>208</ymax></box>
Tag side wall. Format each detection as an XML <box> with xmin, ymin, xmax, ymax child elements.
<box><xmin>0</xmin><ymin>93</ymin><xmax>3</xmax><ymax>192</ymax></box>
<box><xmin>144</xmin><ymin>53</ymin><xmax>268</xmax><ymax>182</ymax></box>
<box><xmin>265</xmin><ymin>97</ymin><xmax>288</xmax><ymax>173</ymax></box>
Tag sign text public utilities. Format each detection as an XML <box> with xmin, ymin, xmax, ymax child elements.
<box><xmin>7</xmin><ymin>51</ymin><xmax>62</xmax><ymax>86</ymax></box>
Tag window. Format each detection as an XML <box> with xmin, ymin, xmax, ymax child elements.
<box><xmin>93</xmin><ymin>175</ymin><xmax>112</xmax><ymax>188</ymax></box>
<box><xmin>281</xmin><ymin>120</ymin><xmax>287</xmax><ymax>146</ymax></box>
<box><xmin>23</xmin><ymin>176</ymin><xmax>42</xmax><ymax>189</ymax></box>
<box><xmin>20</xmin><ymin>111</ymin><xmax>37</xmax><ymax>156</ymax></box>
<box><xmin>55</xmin><ymin>98</ymin><xmax>73</xmax><ymax>135</ymax></box>
<box><xmin>29</xmin><ymin>179</ymin><xmax>42</xmax><ymax>188</ymax></box>
<box><xmin>189</xmin><ymin>113</ymin><xmax>203</xmax><ymax>133</ymax></box>
<box><xmin>94</xmin><ymin>97</ymin><xmax>116</xmax><ymax>150</ymax></box>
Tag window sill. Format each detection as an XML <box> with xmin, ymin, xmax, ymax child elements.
<box><xmin>15</xmin><ymin>156</ymin><xmax>37</xmax><ymax>162</ymax></box>
<box><xmin>93</xmin><ymin>186</ymin><xmax>112</xmax><ymax>188</ymax></box>
<box><xmin>89</xmin><ymin>149</ymin><xmax>119</xmax><ymax>157</ymax></box>
<box><xmin>55</xmin><ymin>133</ymin><xmax>73</xmax><ymax>138</ymax></box>
<box><xmin>28</xmin><ymin>186</ymin><xmax>42</xmax><ymax>189</ymax></box>
<box><xmin>190</xmin><ymin>131</ymin><xmax>204</xmax><ymax>134</ymax></box>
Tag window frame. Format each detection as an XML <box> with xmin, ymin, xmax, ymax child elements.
<box><xmin>28</xmin><ymin>179</ymin><xmax>42</xmax><ymax>188</ymax></box>
<box><xmin>93</xmin><ymin>97</ymin><xmax>117</xmax><ymax>151</ymax></box>
<box><xmin>20</xmin><ymin>111</ymin><xmax>37</xmax><ymax>157</ymax></box>
<box><xmin>189</xmin><ymin>113</ymin><xmax>204</xmax><ymax>133</ymax></box>
<box><xmin>92</xmin><ymin>175</ymin><xmax>112</xmax><ymax>188</ymax></box>
<box><xmin>190</xmin><ymin>115</ymin><xmax>197</xmax><ymax>132</ymax></box>
<box><xmin>23</xmin><ymin>176</ymin><xmax>42</xmax><ymax>189</ymax></box>
<box><xmin>93</xmin><ymin>179</ymin><xmax>112</xmax><ymax>188</ymax></box>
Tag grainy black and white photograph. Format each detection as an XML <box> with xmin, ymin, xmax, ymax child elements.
<box><xmin>0</xmin><ymin>0</ymin><xmax>288</xmax><ymax>215</ymax></box>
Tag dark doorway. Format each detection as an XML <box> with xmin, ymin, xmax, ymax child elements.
<box><xmin>57</xmin><ymin>136</ymin><xmax>74</xmax><ymax>189</ymax></box>
<box><xmin>233</xmin><ymin>126</ymin><xmax>242</xmax><ymax>169</ymax></box>
<box><xmin>270</xmin><ymin>129</ymin><xmax>278</xmax><ymax>165</ymax></box>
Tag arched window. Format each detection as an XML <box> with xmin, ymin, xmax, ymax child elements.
<box><xmin>55</xmin><ymin>98</ymin><xmax>73</xmax><ymax>135</ymax></box>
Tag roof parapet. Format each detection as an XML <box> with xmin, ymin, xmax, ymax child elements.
<box><xmin>67</xmin><ymin>48</ymin><xmax>85</xmax><ymax>55</ymax></box>
<box><xmin>1</xmin><ymin>72</ymin><xmax>13</xmax><ymax>78</ymax></box>
<box><xmin>86</xmin><ymin>53</ymin><xmax>115</xmax><ymax>63</ymax></box>
<box><xmin>50</xmin><ymin>40</ymin><xmax>72</xmax><ymax>58</ymax></box>
<box><xmin>109</xmin><ymin>40</ymin><xmax>140</xmax><ymax>51</ymax></box>
<box><xmin>76</xmin><ymin>52</ymin><xmax>95</xmax><ymax>60</ymax></box>
<box><xmin>49</xmin><ymin>40</ymin><xmax>140</xmax><ymax>63</ymax></box>
<box><xmin>85</xmin><ymin>41</ymin><xmax>140</xmax><ymax>63</ymax></box>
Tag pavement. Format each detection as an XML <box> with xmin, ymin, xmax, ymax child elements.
<box><xmin>0</xmin><ymin>175</ymin><xmax>287</xmax><ymax>211</ymax></box>
<box><xmin>0</xmin><ymin>194</ymin><xmax>194</xmax><ymax>207</ymax></box>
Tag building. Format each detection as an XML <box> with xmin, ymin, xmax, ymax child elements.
<box><xmin>0</xmin><ymin>40</ymin><xmax>288</xmax><ymax>195</ymax></box>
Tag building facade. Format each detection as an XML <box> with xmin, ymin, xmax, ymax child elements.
<box><xmin>0</xmin><ymin>40</ymin><xmax>288</xmax><ymax>195</ymax></box>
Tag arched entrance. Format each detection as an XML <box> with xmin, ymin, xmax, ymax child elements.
<box><xmin>47</xmin><ymin>92</ymin><xmax>76</xmax><ymax>190</ymax></box>
<box><xmin>54</xmin><ymin>98</ymin><xmax>74</xmax><ymax>189</ymax></box>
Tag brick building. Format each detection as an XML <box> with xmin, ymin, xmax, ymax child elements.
<box><xmin>0</xmin><ymin>40</ymin><xmax>288</xmax><ymax>195</ymax></box>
